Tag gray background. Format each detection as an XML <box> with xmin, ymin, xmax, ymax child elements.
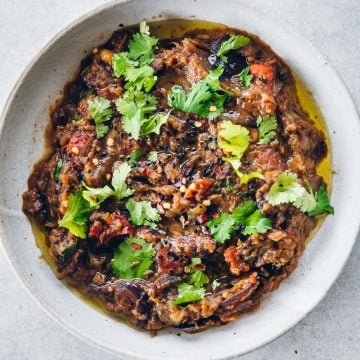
<box><xmin>0</xmin><ymin>0</ymin><xmax>359</xmax><ymax>359</ymax></box>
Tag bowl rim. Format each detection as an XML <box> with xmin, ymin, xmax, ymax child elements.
<box><xmin>1</xmin><ymin>0</ymin><xmax>360</xmax><ymax>359</ymax></box>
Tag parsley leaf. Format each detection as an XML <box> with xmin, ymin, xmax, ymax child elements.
<box><xmin>217</xmin><ymin>35</ymin><xmax>250</xmax><ymax>62</ymax></box>
<box><xmin>127</xmin><ymin>21</ymin><xmax>158</xmax><ymax>65</ymax></box>
<box><xmin>128</xmin><ymin>149</ymin><xmax>142</xmax><ymax>167</ymax></box>
<box><xmin>147</xmin><ymin>151</ymin><xmax>158</xmax><ymax>162</ymax></box>
<box><xmin>238</xmin><ymin>66</ymin><xmax>253</xmax><ymax>88</ymax></box>
<box><xmin>88</xmin><ymin>97</ymin><xmax>113</xmax><ymax>138</ymax></box>
<box><xmin>308</xmin><ymin>185</ymin><xmax>334</xmax><ymax>216</ymax></box>
<box><xmin>125</xmin><ymin>198</ymin><xmax>161</xmax><ymax>228</ymax></box>
<box><xmin>82</xmin><ymin>162</ymin><xmax>133</xmax><ymax>208</ymax></box>
<box><xmin>112</xmin><ymin>237</ymin><xmax>155</xmax><ymax>279</ymax></box>
<box><xmin>218</xmin><ymin>120</ymin><xmax>249</xmax><ymax>158</ymax></box>
<box><xmin>173</xmin><ymin>283</ymin><xmax>205</xmax><ymax>305</ymax></box>
<box><xmin>53</xmin><ymin>155</ymin><xmax>62</xmax><ymax>183</ymax></box>
<box><xmin>168</xmin><ymin>66</ymin><xmax>230</xmax><ymax>120</ymax></box>
<box><xmin>257</xmin><ymin>115</ymin><xmax>277</xmax><ymax>145</ymax></box>
<box><xmin>58</xmin><ymin>190</ymin><xmax>93</xmax><ymax>239</ymax></box>
<box><xmin>206</xmin><ymin>201</ymin><xmax>271</xmax><ymax>243</ymax></box>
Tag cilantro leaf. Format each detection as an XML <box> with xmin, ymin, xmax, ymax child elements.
<box><xmin>112</xmin><ymin>162</ymin><xmax>134</xmax><ymax>200</ymax></box>
<box><xmin>188</xmin><ymin>270</ymin><xmax>209</xmax><ymax>289</ymax></box>
<box><xmin>127</xmin><ymin>21</ymin><xmax>158</xmax><ymax>65</ymax></box>
<box><xmin>82</xmin><ymin>162</ymin><xmax>133</xmax><ymax>209</ymax></box>
<box><xmin>293</xmin><ymin>188</ymin><xmax>317</xmax><ymax>213</ymax></box>
<box><xmin>206</xmin><ymin>201</ymin><xmax>272</xmax><ymax>243</ymax></box>
<box><xmin>140</xmin><ymin>112</ymin><xmax>169</xmax><ymax>136</ymax></box>
<box><xmin>53</xmin><ymin>155</ymin><xmax>62</xmax><ymax>183</ymax></box>
<box><xmin>112</xmin><ymin>53</ymin><xmax>138</xmax><ymax>78</ymax></box>
<box><xmin>224</xmin><ymin>157</ymin><xmax>264</xmax><ymax>184</ymax></box>
<box><xmin>58</xmin><ymin>190</ymin><xmax>93</xmax><ymax>239</ymax></box>
<box><xmin>82</xmin><ymin>184</ymin><xmax>114</xmax><ymax>209</ymax></box>
<box><xmin>218</xmin><ymin>120</ymin><xmax>249</xmax><ymax>158</ymax></box>
<box><xmin>173</xmin><ymin>258</ymin><xmax>209</xmax><ymax>305</ymax></box>
<box><xmin>125</xmin><ymin>198</ymin><xmax>161</xmax><ymax>228</ymax></box>
<box><xmin>217</xmin><ymin>35</ymin><xmax>250</xmax><ymax>62</ymax></box>
<box><xmin>128</xmin><ymin>149</ymin><xmax>142</xmax><ymax>167</ymax></box>
<box><xmin>267</xmin><ymin>172</ymin><xmax>333</xmax><ymax>215</ymax></box>
<box><xmin>257</xmin><ymin>115</ymin><xmax>277</xmax><ymax>145</ymax></box>
<box><xmin>238</xmin><ymin>66</ymin><xmax>253</xmax><ymax>88</ymax></box>
<box><xmin>242</xmin><ymin>210</ymin><xmax>272</xmax><ymax>235</ymax></box>
<box><xmin>167</xmin><ymin>66</ymin><xmax>230</xmax><ymax>120</ymax></box>
<box><xmin>173</xmin><ymin>283</ymin><xmax>205</xmax><ymax>305</ymax></box>
<box><xmin>205</xmin><ymin>213</ymin><xmax>236</xmax><ymax>244</ymax></box>
<box><xmin>112</xmin><ymin>237</ymin><xmax>155</xmax><ymax>279</ymax></box>
<box><xmin>267</xmin><ymin>172</ymin><xmax>305</xmax><ymax>206</ymax></box>
<box><xmin>212</xmin><ymin>279</ymin><xmax>220</xmax><ymax>291</ymax></box>
<box><xmin>88</xmin><ymin>97</ymin><xmax>113</xmax><ymax>138</ymax></box>
<box><xmin>147</xmin><ymin>151</ymin><xmax>158</xmax><ymax>162</ymax></box>
<box><xmin>308</xmin><ymin>185</ymin><xmax>334</xmax><ymax>216</ymax></box>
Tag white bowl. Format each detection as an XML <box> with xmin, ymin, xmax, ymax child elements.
<box><xmin>1</xmin><ymin>0</ymin><xmax>360</xmax><ymax>359</ymax></box>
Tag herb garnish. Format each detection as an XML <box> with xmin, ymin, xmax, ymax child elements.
<box><xmin>205</xmin><ymin>201</ymin><xmax>271</xmax><ymax>244</ymax></box>
<box><xmin>112</xmin><ymin>237</ymin><xmax>155</xmax><ymax>279</ymax></box>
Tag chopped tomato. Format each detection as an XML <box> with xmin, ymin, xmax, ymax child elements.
<box><xmin>250</xmin><ymin>63</ymin><xmax>275</xmax><ymax>82</ymax></box>
<box><xmin>184</xmin><ymin>178</ymin><xmax>214</xmax><ymax>200</ymax></box>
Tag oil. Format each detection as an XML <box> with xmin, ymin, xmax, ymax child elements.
<box><xmin>29</xmin><ymin>19</ymin><xmax>332</xmax><ymax>318</ymax></box>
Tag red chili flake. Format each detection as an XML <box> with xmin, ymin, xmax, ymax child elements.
<box><xmin>197</xmin><ymin>214</ymin><xmax>208</xmax><ymax>224</ymax></box>
<box><xmin>201</xmin><ymin>226</ymin><xmax>209</xmax><ymax>234</ymax></box>
<box><xmin>144</xmin><ymin>168</ymin><xmax>150</xmax><ymax>177</ymax></box>
<box><xmin>130</xmin><ymin>243</ymin><xmax>142</xmax><ymax>250</ymax></box>
<box><xmin>194</xmin><ymin>263</ymin><xmax>206</xmax><ymax>271</ymax></box>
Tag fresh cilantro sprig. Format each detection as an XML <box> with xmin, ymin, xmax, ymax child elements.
<box><xmin>127</xmin><ymin>21</ymin><xmax>158</xmax><ymax>65</ymax></box>
<box><xmin>125</xmin><ymin>198</ymin><xmax>161</xmax><ymax>228</ymax></box>
<box><xmin>218</xmin><ymin>121</ymin><xmax>264</xmax><ymax>184</ymax></box>
<box><xmin>217</xmin><ymin>35</ymin><xmax>250</xmax><ymax>63</ymax></box>
<box><xmin>112</xmin><ymin>237</ymin><xmax>155</xmax><ymax>279</ymax></box>
<box><xmin>58</xmin><ymin>190</ymin><xmax>93</xmax><ymax>239</ymax></box>
<box><xmin>173</xmin><ymin>283</ymin><xmax>205</xmax><ymax>305</ymax></box>
<box><xmin>168</xmin><ymin>66</ymin><xmax>231</xmax><ymax>120</ymax></box>
<box><xmin>147</xmin><ymin>151</ymin><xmax>158</xmax><ymax>162</ymax></box>
<box><xmin>238</xmin><ymin>66</ymin><xmax>253</xmax><ymax>88</ymax></box>
<box><xmin>173</xmin><ymin>258</ymin><xmax>209</xmax><ymax>305</ymax></box>
<box><xmin>111</xmin><ymin>22</ymin><xmax>168</xmax><ymax>139</ymax></box>
<box><xmin>88</xmin><ymin>97</ymin><xmax>113</xmax><ymax>138</ymax></box>
<box><xmin>267</xmin><ymin>172</ymin><xmax>334</xmax><ymax>215</ymax></box>
<box><xmin>218</xmin><ymin>120</ymin><xmax>249</xmax><ymax>158</ymax></box>
<box><xmin>257</xmin><ymin>115</ymin><xmax>277</xmax><ymax>145</ymax></box>
<box><xmin>82</xmin><ymin>162</ymin><xmax>134</xmax><ymax>208</ymax></box>
<box><xmin>128</xmin><ymin>149</ymin><xmax>142</xmax><ymax>167</ymax></box>
<box><xmin>308</xmin><ymin>185</ymin><xmax>334</xmax><ymax>216</ymax></box>
<box><xmin>205</xmin><ymin>201</ymin><xmax>272</xmax><ymax>244</ymax></box>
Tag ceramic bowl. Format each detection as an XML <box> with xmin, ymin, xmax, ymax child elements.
<box><xmin>1</xmin><ymin>0</ymin><xmax>360</xmax><ymax>359</ymax></box>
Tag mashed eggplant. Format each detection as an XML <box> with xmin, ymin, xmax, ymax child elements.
<box><xmin>23</xmin><ymin>21</ymin><xmax>333</xmax><ymax>333</ymax></box>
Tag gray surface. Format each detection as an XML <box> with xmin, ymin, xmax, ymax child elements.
<box><xmin>0</xmin><ymin>0</ymin><xmax>359</xmax><ymax>359</ymax></box>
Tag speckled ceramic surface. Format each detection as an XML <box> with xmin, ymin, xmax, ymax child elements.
<box><xmin>1</xmin><ymin>0</ymin><xmax>360</xmax><ymax>359</ymax></box>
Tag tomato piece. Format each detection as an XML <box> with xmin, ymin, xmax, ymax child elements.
<box><xmin>250</xmin><ymin>63</ymin><xmax>275</xmax><ymax>82</ymax></box>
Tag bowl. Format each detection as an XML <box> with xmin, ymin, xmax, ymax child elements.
<box><xmin>1</xmin><ymin>0</ymin><xmax>360</xmax><ymax>358</ymax></box>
